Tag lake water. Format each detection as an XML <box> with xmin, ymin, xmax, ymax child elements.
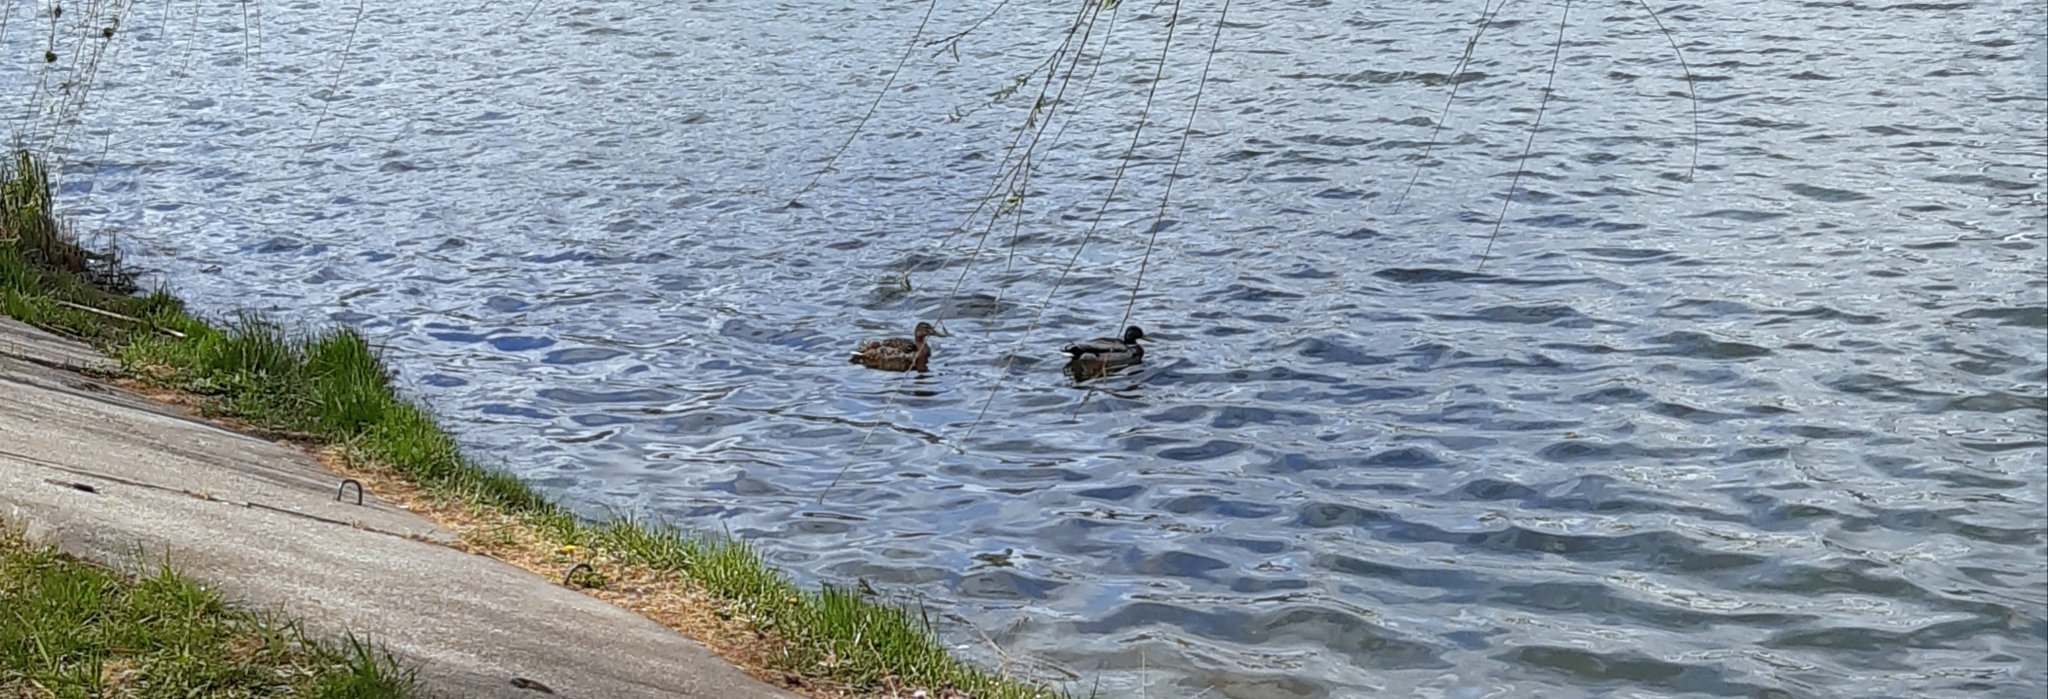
<box><xmin>15</xmin><ymin>0</ymin><xmax>2048</xmax><ymax>695</ymax></box>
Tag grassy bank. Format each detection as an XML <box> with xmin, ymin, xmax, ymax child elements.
<box><xmin>0</xmin><ymin>152</ymin><xmax>1057</xmax><ymax>699</ymax></box>
<box><xmin>0</xmin><ymin>526</ymin><xmax>414</xmax><ymax>698</ymax></box>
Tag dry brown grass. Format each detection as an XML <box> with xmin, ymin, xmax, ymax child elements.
<box><xmin>316</xmin><ymin>449</ymin><xmax>938</xmax><ymax>699</ymax></box>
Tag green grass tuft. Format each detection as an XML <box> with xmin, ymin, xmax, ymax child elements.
<box><xmin>0</xmin><ymin>150</ymin><xmax>1060</xmax><ymax>699</ymax></box>
<box><xmin>0</xmin><ymin>527</ymin><xmax>416</xmax><ymax>698</ymax></box>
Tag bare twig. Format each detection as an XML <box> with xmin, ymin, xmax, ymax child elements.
<box><xmin>1121</xmin><ymin>0</ymin><xmax>1230</xmax><ymax>333</ymax></box>
<box><xmin>1631</xmin><ymin>0</ymin><xmax>1699</xmax><ymax>181</ymax></box>
<box><xmin>1478</xmin><ymin>0</ymin><xmax>1572</xmax><ymax>271</ymax></box>
<box><xmin>789</xmin><ymin>0</ymin><xmax>944</xmax><ymax>205</ymax></box>
<box><xmin>1391</xmin><ymin>0</ymin><xmax>1517</xmax><ymax>216</ymax></box>
<box><xmin>963</xmin><ymin>0</ymin><xmax>1189</xmax><ymax>445</ymax></box>
<box><xmin>52</xmin><ymin>299</ymin><xmax>187</xmax><ymax>338</ymax></box>
<box><xmin>304</xmin><ymin>0</ymin><xmax>367</xmax><ymax>151</ymax></box>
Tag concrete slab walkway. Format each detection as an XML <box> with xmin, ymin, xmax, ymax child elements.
<box><xmin>0</xmin><ymin>317</ymin><xmax>798</xmax><ymax>699</ymax></box>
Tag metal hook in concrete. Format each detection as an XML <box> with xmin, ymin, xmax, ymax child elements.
<box><xmin>509</xmin><ymin>677</ymin><xmax>556</xmax><ymax>694</ymax></box>
<box><xmin>562</xmin><ymin>562</ymin><xmax>593</xmax><ymax>588</ymax></box>
<box><xmin>335</xmin><ymin>478</ymin><xmax>363</xmax><ymax>506</ymax></box>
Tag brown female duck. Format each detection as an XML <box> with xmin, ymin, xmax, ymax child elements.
<box><xmin>850</xmin><ymin>321</ymin><xmax>946</xmax><ymax>372</ymax></box>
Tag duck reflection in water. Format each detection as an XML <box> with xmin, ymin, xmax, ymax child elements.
<box><xmin>850</xmin><ymin>321</ymin><xmax>947</xmax><ymax>372</ymax></box>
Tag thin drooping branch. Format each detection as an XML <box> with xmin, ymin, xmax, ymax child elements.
<box><xmin>929</xmin><ymin>0</ymin><xmax>1014</xmax><ymax>58</ymax></box>
<box><xmin>1632</xmin><ymin>0</ymin><xmax>1699</xmax><ymax>181</ymax></box>
<box><xmin>304</xmin><ymin>0</ymin><xmax>367</xmax><ymax>150</ymax></box>
<box><xmin>940</xmin><ymin>0</ymin><xmax>1119</xmax><ymax>324</ymax></box>
<box><xmin>823</xmin><ymin>3</ymin><xmax>1111</xmax><ymax>502</ymax></box>
<box><xmin>1391</xmin><ymin>0</ymin><xmax>1516</xmax><ymax>216</ymax></box>
<box><xmin>1478</xmin><ymin>0</ymin><xmax>1571</xmax><ymax>271</ymax></box>
<box><xmin>962</xmin><ymin>0</ymin><xmax>1188</xmax><ymax>444</ymax></box>
<box><xmin>900</xmin><ymin>7</ymin><xmax>1096</xmax><ymax>266</ymax></box>
<box><xmin>1120</xmin><ymin>0</ymin><xmax>1229</xmax><ymax>334</ymax></box>
<box><xmin>789</xmin><ymin>0</ymin><xmax>943</xmax><ymax>205</ymax></box>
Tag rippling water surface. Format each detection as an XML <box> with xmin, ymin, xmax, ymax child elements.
<box><xmin>14</xmin><ymin>0</ymin><xmax>2047</xmax><ymax>695</ymax></box>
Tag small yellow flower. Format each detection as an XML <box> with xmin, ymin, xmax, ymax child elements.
<box><xmin>557</xmin><ymin>545</ymin><xmax>579</xmax><ymax>555</ymax></box>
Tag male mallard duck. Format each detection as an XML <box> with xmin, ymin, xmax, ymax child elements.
<box><xmin>1062</xmin><ymin>325</ymin><xmax>1146</xmax><ymax>365</ymax></box>
<box><xmin>850</xmin><ymin>321</ymin><xmax>945</xmax><ymax>372</ymax></box>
